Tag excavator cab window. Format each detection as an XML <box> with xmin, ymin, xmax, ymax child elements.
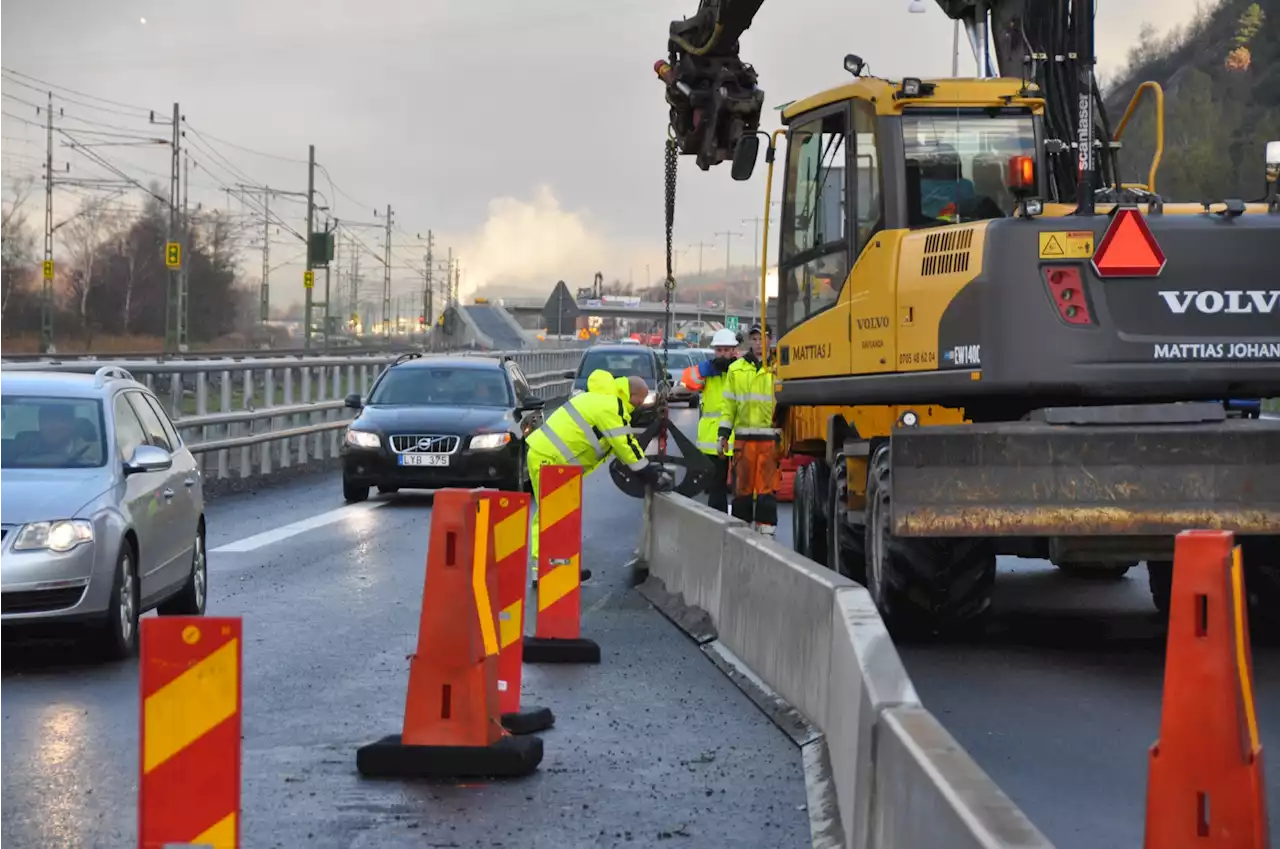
<box><xmin>901</xmin><ymin>108</ymin><xmax>1037</xmax><ymax>227</ymax></box>
<box><xmin>778</xmin><ymin>99</ymin><xmax>882</xmax><ymax>335</ymax></box>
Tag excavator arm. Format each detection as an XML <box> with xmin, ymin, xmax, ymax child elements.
<box><xmin>659</xmin><ymin>0</ymin><xmax>1116</xmax><ymax>204</ymax></box>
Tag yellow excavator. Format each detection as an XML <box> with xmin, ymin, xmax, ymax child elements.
<box><xmin>657</xmin><ymin>0</ymin><xmax>1280</xmax><ymax>635</ymax></box>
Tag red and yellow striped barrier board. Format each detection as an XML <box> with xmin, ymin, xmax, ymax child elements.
<box><xmin>138</xmin><ymin>616</ymin><xmax>241</xmax><ymax>849</ymax></box>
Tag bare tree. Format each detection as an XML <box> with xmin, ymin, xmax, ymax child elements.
<box><xmin>60</xmin><ymin>196</ymin><xmax>119</xmax><ymax>346</ymax></box>
<box><xmin>1</xmin><ymin>177</ymin><xmax>37</xmax><ymax>322</ymax></box>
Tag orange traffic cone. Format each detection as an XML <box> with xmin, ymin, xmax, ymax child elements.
<box><xmin>481</xmin><ymin>490</ymin><xmax>555</xmax><ymax>735</ymax></box>
<box><xmin>524</xmin><ymin>465</ymin><xmax>601</xmax><ymax>664</ymax></box>
<box><xmin>356</xmin><ymin>489</ymin><xmax>543</xmax><ymax>778</ymax></box>
<box><xmin>1144</xmin><ymin>530</ymin><xmax>1269</xmax><ymax>849</ymax></box>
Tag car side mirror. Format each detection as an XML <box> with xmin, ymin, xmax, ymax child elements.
<box><xmin>125</xmin><ymin>444</ymin><xmax>172</xmax><ymax>475</ymax></box>
<box><xmin>731</xmin><ymin>135</ymin><xmax>760</xmax><ymax>181</ymax></box>
<box><xmin>344</xmin><ymin>393</ymin><xmax>363</xmax><ymax>409</ymax></box>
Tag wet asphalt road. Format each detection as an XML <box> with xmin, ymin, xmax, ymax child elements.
<box><xmin>1</xmin><ymin>408</ymin><xmax>811</xmax><ymax>849</ymax></box>
<box><xmin>769</xmin><ymin>503</ymin><xmax>1280</xmax><ymax>849</ymax></box>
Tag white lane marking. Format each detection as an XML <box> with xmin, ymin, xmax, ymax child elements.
<box><xmin>211</xmin><ymin>501</ymin><xmax>381</xmax><ymax>553</ymax></box>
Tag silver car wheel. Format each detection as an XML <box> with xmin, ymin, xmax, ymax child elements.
<box><xmin>119</xmin><ymin>552</ymin><xmax>136</xmax><ymax>644</ymax></box>
<box><xmin>192</xmin><ymin>533</ymin><xmax>207</xmax><ymax>612</ymax></box>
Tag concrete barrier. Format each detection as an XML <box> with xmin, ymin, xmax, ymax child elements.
<box><xmin>637</xmin><ymin>492</ymin><xmax>1053</xmax><ymax>849</ymax></box>
<box><xmin>873</xmin><ymin>707</ymin><xmax>1052</xmax><ymax>849</ymax></box>
<box><xmin>717</xmin><ymin>527</ymin><xmax>851</xmax><ymax>734</ymax></box>
<box><xmin>647</xmin><ymin>494</ymin><xmax>740</xmax><ymax>632</ymax></box>
<box><xmin>826</xmin><ymin>587</ymin><xmax>920</xmax><ymax>849</ymax></box>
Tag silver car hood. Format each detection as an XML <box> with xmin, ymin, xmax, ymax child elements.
<box><xmin>0</xmin><ymin>468</ymin><xmax>114</xmax><ymax>524</ymax></box>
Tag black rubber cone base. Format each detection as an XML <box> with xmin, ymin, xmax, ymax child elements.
<box><xmin>501</xmin><ymin>705</ymin><xmax>556</xmax><ymax>735</ymax></box>
<box><xmin>523</xmin><ymin>636</ymin><xmax>601</xmax><ymax>664</ymax></box>
<box><xmin>356</xmin><ymin>733</ymin><xmax>542</xmax><ymax>779</ymax></box>
<box><xmin>580</xmin><ymin>568</ymin><xmax>593</xmax><ymax>582</ymax></box>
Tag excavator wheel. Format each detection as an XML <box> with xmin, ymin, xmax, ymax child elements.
<box><xmin>864</xmin><ymin>443</ymin><xmax>996</xmax><ymax>639</ymax></box>
<box><xmin>804</xmin><ymin>461</ymin><xmax>829</xmax><ymax>567</ymax></box>
<box><xmin>791</xmin><ymin>464</ymin><xmax>811</xmax><ymax>560</ymax></box>
<box><xmin>1150</xmin><ymin>537</ymin><xmax>1279</xmax><ymax>640</ymax></box>
<box><xmin>827</xmin><ymin>458</ymin><xmax>866</xmax><ymax>583</ymax></box>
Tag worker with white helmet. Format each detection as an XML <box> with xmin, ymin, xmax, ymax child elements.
<box><xmin>679</xmin><ymin>327</ymin><xmax>739</xmax><ymax>512</ymax></box>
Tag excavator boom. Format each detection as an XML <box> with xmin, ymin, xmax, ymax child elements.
<box><xmin>660</xmin><ymin>0</ymin><xmax>1112</xmax><ymax>204</ymax></box>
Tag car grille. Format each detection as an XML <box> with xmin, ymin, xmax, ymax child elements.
<box><xmin>2</xmin><ymin>586</ymin><xmax>86</xmax><ymax>614</ymax></box>
<box><xmin>390</xmin><ymin>434</ymin><xmax>461</xmax><ymax>454</ymax></box>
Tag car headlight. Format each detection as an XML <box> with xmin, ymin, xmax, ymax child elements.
<box><xmin>345</xmin><ymin>429</ymin><xmax>381</xmax><ymax>449</ymax></box>
<box><xmin>13</xmin><ymin>520</ymin><xmax>94</xmax><ymax>553</ymax></box>
<box><xmin>470</xmin><ymin>432</ymin><xmax>512</xmax><ymax>450</ymax></box>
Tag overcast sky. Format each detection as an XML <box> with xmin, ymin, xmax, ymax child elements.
<box><xmin>2</xmin><ymin>0</ymin><xmax>1202</xmax><ymax>304</ymax></box>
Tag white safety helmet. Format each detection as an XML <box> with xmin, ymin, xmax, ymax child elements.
<box><xmin>710</xmin><ymin>328</ymin><xmax>740</xmax><ymax>348</ymax></box>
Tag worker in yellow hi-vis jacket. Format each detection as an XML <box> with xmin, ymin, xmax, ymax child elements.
<box><xmin>525</xmin><ymin>369</ymin><xmax>671</xmax><ymax>582</ymax></box>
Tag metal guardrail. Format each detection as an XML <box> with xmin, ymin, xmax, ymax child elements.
<box><xmin>2</xmin><ymin>349</ymin><xmax>582</xmax><ymax>481</ymax></box>
<box><xmin>0</xmin><ymin>341</ymin><xmax>409</xmax><ymax>363</ymax></box>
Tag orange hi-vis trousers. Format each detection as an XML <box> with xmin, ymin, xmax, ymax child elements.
<box><xmin>730</xmin><ymin>440</ymin><xmax>780</xmax><ymax>528</ymax></box>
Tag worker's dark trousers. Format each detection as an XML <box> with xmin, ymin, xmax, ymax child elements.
<box><xmin>731</xmin><ymin>494</ymin><xmax>778</xmax><ymax>527</ymax></box>
<box><xmin>705</xmin><ymin>453</ymin><xmax>730</xmax><ymax>513</ymax></box>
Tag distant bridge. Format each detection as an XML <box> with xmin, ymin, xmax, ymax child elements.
<box><xmin>496</xmin><ymin>296</ymin><xmax>765</xmax><ymax>324</ymax></box>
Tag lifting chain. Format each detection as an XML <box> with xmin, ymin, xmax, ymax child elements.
<box><xmin>658</xmin><ymin>134</ymin><xmax>679</xmax><ymax>458</ymax></box>
<box><xmin>606</xmin><ymin>132</ymin><xmax>714</xmax><ymax>500</ymax></box>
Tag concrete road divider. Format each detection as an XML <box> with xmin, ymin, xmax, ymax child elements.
<box><xmin>635</xmin><ymin>493</ymin><xmax>1052</xmax><ymax>849</ymax></box>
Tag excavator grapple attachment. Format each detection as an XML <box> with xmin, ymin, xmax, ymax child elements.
<box><xmin>610</xmin><ymin>416</ymin><xmax>714</xmax><ymax>499</ymax></box>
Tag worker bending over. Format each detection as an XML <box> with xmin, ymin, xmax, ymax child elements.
<box><xmin>718</xmin><ymin>324</ymin><xmax>780</xmax><ymax>536</ymax></box>
<box><xmin>526</xmin><ymin>369</ymin><xmax>671</xmax><ymax>581</ymax></box>
<box><xmin>681</xmin><ymin>328</ymin><xmax>739</xmax><ymax>512</ymax></box>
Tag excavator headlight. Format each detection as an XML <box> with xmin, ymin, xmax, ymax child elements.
<box><xmin>1266</xmin><ymin>140</ymin><xmax>1280</xmax><ymax>166</ymax></box>
<box><xmin>843</xmin><ymin>54</ymin><xmax>865</xmax><ymax>77</ymax></box>
<box><xmin>901</xmin><ymin>78</ymin><xmax>922</xmax><ymax>97</ymax></box>
<box><xmin>907</xmin><ymin>0</ymin><xmax>928</xmax><ymax>11</ymax></box>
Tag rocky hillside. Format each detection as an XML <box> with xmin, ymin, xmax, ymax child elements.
<box><xmin>1103</xmin><ymin>0</ymin><xmax>1279</xmax><ymax>201</ymax></box>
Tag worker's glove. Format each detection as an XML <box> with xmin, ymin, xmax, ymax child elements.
<box><xmin>653</xmin><ymin>470</ymin><xmax>676</xmax><ymax>493</ymax></box>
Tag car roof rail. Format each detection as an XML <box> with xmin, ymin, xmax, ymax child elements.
<box><xmin>391</xmin><ymin>352</ymin><xmax>424</xmax><ymax>367</ymax></box>
<box><xmin>93</xmin><ymin>365</ymin><xmax>135</xmax><ymax>388</ymax></box>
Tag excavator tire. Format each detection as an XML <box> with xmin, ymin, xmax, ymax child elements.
<box><xmin>827</xmin><ymin>457</ymin><xmax>866</xmax><ymax>583</ymax></box>
<box><xmin>865</xmin><ymin>443</ymin><xmax>995</xmax><ymax>638</ymax></box>
<box><xmin>791</xmin><ymin>464</ymin><xmax>811</xmax><ymax>559</ymax></box>
<box><xmin>805</xmin><ymin>460</ymin><xmax>830</xmax><ymax>568</ymax></box>
<box><xmin>792</xmin><ymin>463</ymin><xmax>828</xmax><ymax>565</ymax></box>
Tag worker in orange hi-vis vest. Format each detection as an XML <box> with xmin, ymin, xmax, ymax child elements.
<box><xmin>718</xmin><ymin>323</ymin><xmax>781</xmax><ymax>536</ymax></box>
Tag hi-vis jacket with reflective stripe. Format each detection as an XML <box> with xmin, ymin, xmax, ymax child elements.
<box><xmin>682</xmin><ymin>359</ymin><xmax>734</xmax><ymax>456</ymax></box>
<box><xmin>718</xmin><ymin>355</ymin><xmax>778</xmax><ymax>441</ymax></box>
<box><xmin>527</xmin><ymin>369</ymin><xmax>650</xmax><ymax>474</ymax></box>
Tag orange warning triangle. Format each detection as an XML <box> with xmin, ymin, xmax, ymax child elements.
<box><xmin>1092</xmin><ymin>208</ymin><xmax>1166</xmax><ymax>277</ymax></box>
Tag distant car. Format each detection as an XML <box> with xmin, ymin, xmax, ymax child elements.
<box><xmin>340</xmin><ymin>354</ymin><xmax>546</xmax><ymax>502</ymax></box>
<box><xmin>660</xmin><ymin>349</ymin><xmax>703</xmax><ymax>407</ymax></box>
<box><xmin>1</xmin><ymin>367</ymin><xmax>208</xmax><ymax>659</ymax></box>
<box><xmin>653</xmin><ymin>339</ymin><xmax>691</xmax><ymax>350</ymax></box>
<box><xmin>565</xmin><ymin>344</ymin><xmax>665</xmax><ymax>427</ymax></box>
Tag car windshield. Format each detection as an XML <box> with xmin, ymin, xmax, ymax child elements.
<box><xmin>578</xmin><ymin>351</ymin><xmax>656</xmax><ymax>380</ymax></box>
<box><xmin>901</xmin><ymin>110</ymin><xmax>1037</xmax><ymax>227</ymax></box>
<box><xmin>367</xmin><ymin>367</ymin><xmax>512</xmax><ymax>407</ymax></box>
<box><xmin>663</xmin><ymin>351</ymin><xmax>694</xmax><ymax>369</ymax></box>
<box><xmin>1</xmin><ymin>396</ymin><xmax>108</xmax><ymax>469</ymax></box>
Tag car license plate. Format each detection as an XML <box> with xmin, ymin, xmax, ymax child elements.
<box><xmin>399</xmin><ymin>453</ymin><xmax>449</xmax><ymax>467</ymax></box>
